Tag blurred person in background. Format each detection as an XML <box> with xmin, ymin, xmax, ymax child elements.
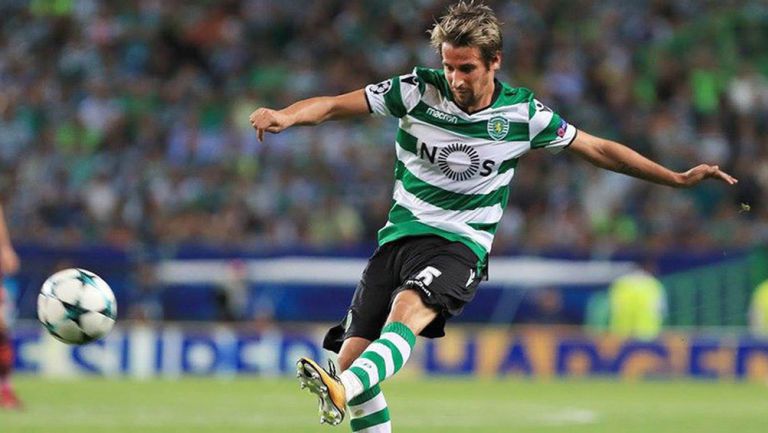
<box><xmin>608</xmin><ymin>261</ymin><xmax>667</xmax><ymax>340</ymax></box>
<box><xmin>127</xmin><ymin>260</ymin><xmax>164</xmax><ymax>322</ymax></box>
<box><xmin>251</xmin><ymin>1</ymin><xmax>737</xmax><ymax>429</ymax></box>
<box><xmin>515</xmin><ymin>286</ymin><xmax>567</xmax><ymax>325</ymax></box>
<box><xmin>749</xmin><ymin>278</ymin><xmax>768</xmax><ymax>338</ymax></box>
<box><xmin>0</xmin><ymin>203</ymin><xmax>21</xmax><ymax>409</ymax></box>
<box><xmin>214</xmin><ymin>259</ymin><xmax>250</xmax><ymax>322</ymax></box>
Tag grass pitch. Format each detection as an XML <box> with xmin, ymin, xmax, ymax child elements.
<box><xmin>2</xmin><ymin>376</ymin><xmax>766</xmax><ymax>433</ymax></box>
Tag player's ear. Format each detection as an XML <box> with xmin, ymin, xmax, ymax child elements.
<box><xmin>490</xmin><ymin>51</ymin><xmax>501</xmax><ymax>71</ymax></box>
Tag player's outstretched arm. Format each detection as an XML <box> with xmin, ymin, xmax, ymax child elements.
<box><xmin>568</xmin><ymin>130</ymin><xmax>738</xmax><ymax>188</ymax></box>
<box><xmin>249</xmin><ymin>89</ymin><xmax>369</xmax><ymax>142</ymax></box>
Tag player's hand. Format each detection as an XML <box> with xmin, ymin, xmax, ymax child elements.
<box><xmin>249</xmin><ymin>108</ymin><xmax>291</xmax><ymax>142</ymax></box>
<box><xmin>678</xmin><ymin>164</ymin><xmax>738</xmax><ymax>187</ymax></box>
<box><xmin>0</xmin><ymin>244</ymin><xmax>19</xmax><ymax>275</ymax></box>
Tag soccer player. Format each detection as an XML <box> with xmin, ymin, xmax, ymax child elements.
<box><xmin>749</xmin><ymin>278</ymin><xmax>768</xmax><ymax>337</ymax></box>
<box><xmin>250</xmin><ymin>1</ymin><xmax>737</xmax><ymax>430</ymax></box>
<box><xmin>0</xmin><ymin>203</ymin><xmax>20</xmax><ymax>410</ymax></box>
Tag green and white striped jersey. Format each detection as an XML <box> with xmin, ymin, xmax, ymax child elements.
<box><xmin>364</xmin><ymin>67</ymin><xmax>577</xmax><ymax>268</ymax></box>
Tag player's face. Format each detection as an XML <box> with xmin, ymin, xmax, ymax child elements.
<box><xmin>441</xmin><ymin>43</ymin><xmax>500</xmax><ymax>112</ymax></box>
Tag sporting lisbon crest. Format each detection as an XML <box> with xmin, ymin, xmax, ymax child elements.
<box><xmin>487</xmin><ymin>116</ymin><xmax>509</xmax><ymax>141</ymax></box>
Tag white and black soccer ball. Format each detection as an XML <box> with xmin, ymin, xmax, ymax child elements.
<box><xmin>37</xmin><ymin>268</ymin><xmax>117</xmax><ymax>345</ymax></box>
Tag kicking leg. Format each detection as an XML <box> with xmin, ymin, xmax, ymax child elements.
<box><xmin>297</xmin><ymin>291</ymin><xmax>439</xmax><ymax>426</ymax></box>
<box><xmin>298</xmin><ymin>238</ymin><xmax>479</xmax><ymax>427</ymax></box>
<box><xmin>297</xmin><ymin>336</ymin><xmax>395</xmax><ymax>430</ymax></box>
<box><xmin>338</xmin><ymin>290</ymin><xmax>435</xmax><ymax>400</ymax></box>
<box><xmin>339</xmin><ymin>290</ymin><xmax>436</xmax><ymax>433</ymax></box>
<box><xmin>296</xmin><ymin>336</ymin><xmax>372</xmax><ymax>426</ymax></box>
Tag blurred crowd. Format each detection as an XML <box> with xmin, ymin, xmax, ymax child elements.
<box><xmin>1</xmin><ymin>0</ymin><xmax>767</xmax><ymax>256</ymax></box>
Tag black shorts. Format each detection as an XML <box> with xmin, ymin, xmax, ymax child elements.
<box><xmin>323</xmin><ymin>235</ymin><xmax>483</xmax><ymax>353</ymax></box>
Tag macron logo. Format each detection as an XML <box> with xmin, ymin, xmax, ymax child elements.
<box><xmin>426</xmin><ymin>107</ymin><xmax>458</xmax><ymax>124</ymax></box>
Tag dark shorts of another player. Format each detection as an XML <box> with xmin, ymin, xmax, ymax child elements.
<box><xmin>323</xmin><ymin>235</ymin><xmax>483</xmax><ymax>353</ymax></box>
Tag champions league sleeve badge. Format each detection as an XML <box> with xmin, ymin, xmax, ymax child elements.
<box><xmin>368</xmin><ymin>79</ymin><xmax>392</xmax><ymax>95</ymax></box>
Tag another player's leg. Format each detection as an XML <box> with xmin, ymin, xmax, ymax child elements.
<box><xmin>0</xmin><ymin>317</ymin><xmax>21</xmax><ymax>410</ymax></box>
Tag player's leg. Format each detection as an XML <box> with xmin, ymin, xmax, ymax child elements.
<box><xmin>0</xmin><ymin>323</ymin><xmax>15</xmax><ymax>401</ymax></box>
<box><xmin>0</xmin><ymin>288</ymin><xmax>21</xmax><ymax>410</ymax></box>
<box><xmin>297</xmin><ymin>237</ymin><xmax>480</xmax><ymax>426</ymax></box>
<box><xmin>298</xmin><ymin>291</ymin><xmax>434</xmax><ymax>428</ymax></box>
<box><xmin>339</xmin><ymin>237</ymin><xmax>480</xmax><ymax>402</ymax></box>
<box><xmin>337</xmin><ymin>290</ymin><xmax>432</xmax><ymax>400</ymax></box>
<box><xmin>300</xmin><ymin>337</ymin><xmax>393</xmax><ymax>431</ymax></box>
<box><xmin>339</xmin><ymin>338</ymin><xmax>392</xmax><ymax>433</ymax></box>
<box><xmin>346</xmin><ymin>383</ymin><xmax>391</xmax><ymax>433</ymax></box>
<box><xmin>298</xmin><ymin>243</ymin><xmax>397</xmax><ymax>426</ymax></box>
<box><xmin>297</xmin><ymin>293</ymin><xmax>428</xmax><ymax>427</ymax></box>
<box><xmin>298</xmin><ymin>335</ymin><xmax>396</xmax><ymax>430</ymax></box>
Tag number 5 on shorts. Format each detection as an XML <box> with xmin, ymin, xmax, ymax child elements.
<box><xmin>415</xmin><ymin>266</ymin><xmax>442</xmax><ymax>286</ymax></box>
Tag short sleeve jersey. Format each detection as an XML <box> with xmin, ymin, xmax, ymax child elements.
<box><xmin>364</xmin><ymin>67</ymin><xmax>577</xmax><ymax>266</ymax></box>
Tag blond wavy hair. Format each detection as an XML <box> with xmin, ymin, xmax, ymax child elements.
<box><xmin>428</xmin><ymin>1</ymin><xmax>502</xmax><ymax>66</ymax></box>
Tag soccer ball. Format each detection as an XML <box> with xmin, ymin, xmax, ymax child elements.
<box><xmin>37</xmin><ymin>268</ymin><xmax>117</xmax><ymax>345</ymax></box>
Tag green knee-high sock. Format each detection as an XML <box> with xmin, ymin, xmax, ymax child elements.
<box><xmin>348</xmin><ymin>384</ymin><xmax>391</xmax><ymax>432</ymax></box>
<box><xmin>340</xmin><ymin>322</ymin><xmax>416</xmax><ymax>401</ymax></box>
